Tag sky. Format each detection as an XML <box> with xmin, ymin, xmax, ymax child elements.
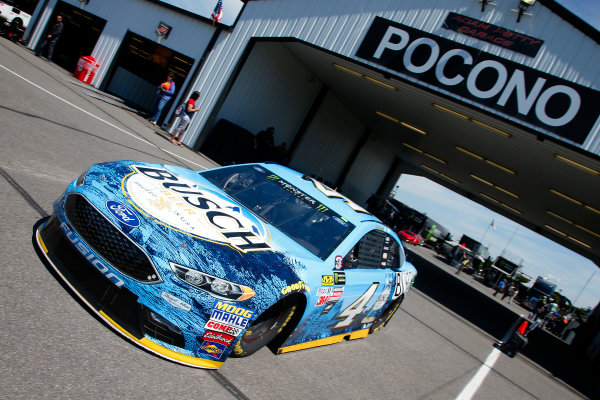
<box><xmin>392</xmin><ymin>1</ymin><xmax>600</xmax><ymax>311</ymax></box>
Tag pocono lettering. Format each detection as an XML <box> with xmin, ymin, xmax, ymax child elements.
<box><xmin>371</xmin><ymin>25</ymin><xmax>580</xmax><ymax>127</ymax></box>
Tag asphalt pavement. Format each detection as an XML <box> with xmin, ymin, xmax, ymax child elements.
<box><xmin>0</xmin><ymin>38</ymin><xmax>593</xmax><ymax>400</ymax></box>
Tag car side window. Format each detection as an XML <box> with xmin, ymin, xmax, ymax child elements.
<box><xmin>343</xmin><ymin>231</ymin><xmax>400</xmax><ymax>269</ymax></box>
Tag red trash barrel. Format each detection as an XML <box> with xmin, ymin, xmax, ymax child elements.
<box><xmin>74</xmin><ymin>56</ymin><xmax>99</xmax><ymax>84</ymax></box>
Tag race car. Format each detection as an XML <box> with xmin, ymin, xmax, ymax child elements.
<box><xmin>398</xmin><ymin>229</ymin><xmax>422</xmax><ymax>245</ymax></box>
<box><xmin>34</xmin><ymin>161</ymin><xmax>416</xmax><ymax>369</ymax></box>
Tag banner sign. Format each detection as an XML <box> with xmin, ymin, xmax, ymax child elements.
<box><xmin>442</xmin><ymin>12</ymin><xmax>544</xmax><ymax>57</ymax></box>
<box><xmin>156</xmin><ymin>21</ymin><xmax>172</xmax><ymax>38</ymax></box>
<box><xmin>355</xmin><ymin>16</ymin><xmax>599</xmax><ymax>145</ymax></box>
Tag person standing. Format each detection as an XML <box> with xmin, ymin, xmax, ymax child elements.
<box><xmin>36</xmin><ymin>15</ymin><xmax>64</xmax><ymax>61</ymax></box>
<box><xmin>170</xmin><ymin>91</ymin><xmax>200</xmax><ymax>146</ymax></box>
<box><xmin>149</xmin><ymin>72</ymin><xmax>176</xmax><ymax>125</ymax></box>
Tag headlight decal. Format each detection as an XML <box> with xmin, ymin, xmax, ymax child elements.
<box><xmin>169</xmin><ymin>262</ymin><xmax>255</xmax><ymax>302</ymax></box>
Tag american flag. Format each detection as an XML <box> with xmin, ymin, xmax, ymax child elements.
<box><xmin>211</xmin><ymin>0</ymin><xmax>223</xmax><ymax>23</ymax></box>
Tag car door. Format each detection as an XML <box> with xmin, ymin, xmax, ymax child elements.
<box><xmin>325</xmin><ymin>229</ymin><xmax>402</xmax><ymax>333</ymax></box>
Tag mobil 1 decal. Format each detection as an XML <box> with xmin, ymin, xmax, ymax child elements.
<box><xmin>356</xmin><ymin>16</ymin><xmax>600</xmax><ymax>145</ymax></box>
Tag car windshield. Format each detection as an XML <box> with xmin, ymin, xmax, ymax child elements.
<box><xmin>201</xmin><ymin>165</ymin><xmax>354</xmax><ymax>259</ymax></box>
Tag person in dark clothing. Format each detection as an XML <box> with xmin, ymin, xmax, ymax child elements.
<box><xmin>36</xmin><ymin>15</ymin><xmax>64</xmax><ymax>60</ymax></box>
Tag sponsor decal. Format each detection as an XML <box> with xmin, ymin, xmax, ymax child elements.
<box><xmin>60</xmin><ymin>222</ymin><xmax>124</xmax><ymax>287</ymax></box>
<box><xmin>334</xmin><ymin>255</ymin><xmax>343</xmax><ymax>270</ymax></box>
<box><xmin>197</xmin><ymin>340</ymin><xmax>227</xmax><ymax>359</ymax></box>
<box><xmin>373</xmin><ymin>284</ymin><xmax>392</xmax><ymax>311</ymax></box>
<box><xmin>356</xmin><ymin>17</ymin><xmax>600</xmax><ymax>145</ymax></box>
<box><xmin>127</xmin><ymin>166</ymin><xmax>271</xmax><ymax>252</ymax></box>
<box><xmin>321</xmin><ymin>302</ymin><xmax>334</xmax><ymax>315</ymax></box>
<box><xmin>334</xmin><ymin>272</ymin><xmax>345</xmax><ymax>285</ymax></box>
<box><xmin>209</xmin><ymin>300</ymin><xmax>254</xmax><ymax>329</ymax></box>
<box><xmin>204</xmin><ymin>320</ymin><xmax>243</xmax><ymax>336</ymax></box>
<box><xmin>330</xmin><ymin>287</ymin><xmax>344</xmax><ymax>302</ymax></box>
<box><xmin>106</xmin><ymin>200</ymin><xmax>140</xmax><ymax>227</ymax></box>
<box><xmin>322</xmin><ymin>275</ymin><xmax>334</xmax><ymax>286</ymax></box>
<box><xmin>393</xmin><ymin>270</ymin><xmax>415</xmax><ymax>299</ymax></box>
<box><xmin>161</xmin><ymin>291</ymin><xmax>192</xmax><ymax>311</ymax></box>
<box><xmin>443</xmin><ymin>12</ymin><xmax>543</xmax><ymax>57</ymax></box>
<box><xmin>202</xmin><ymin>330</ymin><xmax>235</xmax><ymax>346</ymax></box>
<box><xmin>316</xmin><ymin>287</ymin><xmax>334</xmax><ymax>306</ymax></box>
<box><xmin>281</xmin><ymin>280</ymin><xmax>310</xmax><ymax>295</ymax></box>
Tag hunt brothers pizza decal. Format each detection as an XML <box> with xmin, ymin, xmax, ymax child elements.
<box><xmin>443</xmin><ymin>12</ymin><xmax>543</xmax><ymax>57</ymax></box>
<box><xmin>356</xmin><ymin>16</ymin><xmax>600</xmax><ymax>145</ymax></box>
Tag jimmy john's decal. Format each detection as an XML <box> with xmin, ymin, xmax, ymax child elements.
<box><xmin>126</xmin><ymin>166</ymin><xmax>271</xmax><ymax>252</ymax></box>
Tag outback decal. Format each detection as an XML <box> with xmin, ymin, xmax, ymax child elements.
<box><xmin>60</xmin><ymin>222</ymin><xmax>124</xmax><ymax>287</ymax></box>
<box><xmin>281</xmin><ymin>280</ymin><xmax>310</xmax><ymax>295</ymax></box>
<box><xmin>126</xmin><ymin>166</ymin><xmax>271</xmax><ymax>252</ymax></box>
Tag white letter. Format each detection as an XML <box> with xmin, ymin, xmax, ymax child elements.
<box><xmin>497</xmin><ymin>70</ymin><xmax>546</xmax><ymax>115</ymax></box>
<box><xmin>467</xmin><ymin>60</ymin><xmax>508</xmax><ymax>99</ymax></box>
<box><xmin>535</xmin><ymin>85</ymin><xmax>581</xmax><ymax>126</ymax></box>
<box><xmin>403</xmin><ymin>38</ymin><xmax>440</xmax><ymax>74</ymax></box>
<box><xmin>435</xmin><ymin>49</ymin><xmax>473</xmax><ymax>86</ymax></box>
<box><xmin>373</xmin><ymin>26</ymin><xmax>410</xmax><ymax>59</ymax></box>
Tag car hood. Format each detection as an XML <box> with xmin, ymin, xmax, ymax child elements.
<box><xmin>77</xmin><ymin>161</ymin><xmax>308</xmax><ymax>306</ymax></box>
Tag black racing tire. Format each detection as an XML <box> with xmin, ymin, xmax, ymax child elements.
<box><xmin>232</xmin><ymin>298</ymin><xmax>297</xmax><ymax>358</ymax></box>
<box><xmin>369</xmin><ymin>295</ymin><xmax>404</xmax><ymax>334</ymax></box>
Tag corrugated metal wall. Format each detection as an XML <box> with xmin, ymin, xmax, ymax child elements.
<box><xmin>29</xmin><ymin>0</ymin><xmax>215</xmax><ymax>87</ymax></box>
<box><xmin>289</xmin><ymin>91</ymin><xmax>365</xmax><ymax>183</ymax></box>
<box><xmin>214</xmin><ymin>42</ymin><xmax>322</xmax><ymax>146</ymax></box>
<box><xmin>186</xmin><ymin>0</ymin><xmax>600</xmax><ymax>152</ymax></box>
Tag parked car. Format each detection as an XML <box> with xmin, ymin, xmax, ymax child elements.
<box><xmin>398</xmin><ymin>229</ymin><xmax>422</xmax><ymax>245</ymax></box>
<box><xmin>0</xmin><ymin>1</ymin><xmax>31</xmax><ymax>39</ymax></box>
<box><xmin>35</xmin><ymin>161</ymin><xmax>417</xmax><ymax>369</ymax></box>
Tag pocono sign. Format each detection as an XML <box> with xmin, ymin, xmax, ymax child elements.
<box><xmin>356</xmin><ymin>17</ymin><xmax>600</xmax><ymax>144</ymax></box>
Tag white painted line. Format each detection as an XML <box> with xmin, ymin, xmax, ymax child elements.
<box><xmin>455</xmin><ymin>347</ymin><xmax>502</xmax><ymax>400</ymax></box>
<box><xmin>0</xmin><ymin>63</ymin><xmax>206</xmax><ymax>169</ymax></box>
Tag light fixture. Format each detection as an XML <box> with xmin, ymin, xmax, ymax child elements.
<box><xmin>375</xmin><ymin>111</ymin><xmax>428</xmax><ymax>135</ymax></box>
<box><xmin>471</xmin><ymin>174</ymin><xmax>520</xmax><ymax>198</ymax></box>
<box><xmin>484</xmin><ymin>159</ymin><xmax>516</xmax><ymax>175</ymax></box>
<box><xmin>549</xmin><ymin>188</ymin><xmax>583</xmax><ymax>206</ymax></box>
<box><xmin>400</xmin><ymin>122</ymin><xmax>427</xmax><ymax>135</ymax></box>
<box><xmin>375</xmin><ymin>111</ymin><xmax>399</xmax><ymax>123</ymax></box>
<box><xmin>478</xmin><ymin>0</ymin><xmax>497</xmax><ymax>12</ymax></box>
<box><xmin>433</xmin><ymin>103</ymin><xmax>512</xmax><ymax>138</ymax></box>
<box><xmin>402</xmin><ymin>143</ymin><xmax>423</xmax><ymax>153</ymax></box>
<box><xmin>456</xmin><ymin>146</ymin><xmax>484</xmax><ymax>161</ymax></box>
<box><xmin>333</xmin><ymin>63</ymin><xmax>397</xmax><ymax>91</ymax></box>
<box><xmin>513</xmin><ymin>0</ymin><xmax>536</xmax><ymax>22</ymax></box>
<box><xmin>420</xmin><ymin>164</ymin><xmax>460</xmax><ymax>184</ymax></box>
<box><xmin>554</xmin><ymin>154</ymin><xmax>600</xmax><ymax>176</ymax></box>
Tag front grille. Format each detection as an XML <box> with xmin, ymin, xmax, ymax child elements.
<box><xmin>64</xmin><ymin>194</ymin><xmax>159</xmax><ymax>283</ymax></box>
<box><xmin>40</xmin><ymin>216</ymin><xmax>145</xmax><ymax>340</ymax></box>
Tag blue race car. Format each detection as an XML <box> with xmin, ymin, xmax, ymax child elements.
<box><xmin>35</xmin><ymin>162</ymin><xmax>416</xmax><ymax>369</ymax></box>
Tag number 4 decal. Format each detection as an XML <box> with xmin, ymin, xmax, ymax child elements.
<box><xmin>334</xmin><ymin>283</ymin><xmax>379</xmax><ymax>329</ymax></box>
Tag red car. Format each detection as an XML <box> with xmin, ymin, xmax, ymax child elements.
<box><xmin>398</xmin><ymin>230</ymin><xmax>422</xmax><ymax>245</ymax></box>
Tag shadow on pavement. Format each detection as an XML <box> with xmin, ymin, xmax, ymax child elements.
<box><xmin>406</xmin><ymin>249</ymin><xmax>598</xmax><ymax>400</ymax></box>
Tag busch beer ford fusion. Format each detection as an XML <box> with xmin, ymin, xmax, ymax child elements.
<box><xmin>34</xmin><ymin>161</ymin><xmax>416</xmax><ymax>368</ymax></box>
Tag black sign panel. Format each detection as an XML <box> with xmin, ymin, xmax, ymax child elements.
<box><xmin>356</xmin><ymin>17</ymin><xmax>599</xmax><ymax>145</ymax></box>
<box><xmin>443</xmin><ymin>12</ymin><xmax>543</xmax><ymax>57</ymax></box>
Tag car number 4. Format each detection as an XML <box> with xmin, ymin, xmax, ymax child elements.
<box><xmin>334</xmin><ymin>283</ymin><xmax>379</xmax><ymax>329</ymax></box>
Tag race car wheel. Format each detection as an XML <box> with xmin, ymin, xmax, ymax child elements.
<box><xmin>369</xmin><ymin>295</ymin><xmax>404</xmax><ymax>334</ymax></box>
<box><xmin>232</xmin><ymin>298</ymin><xmax>296</xmax><ymax>357</ymax></box>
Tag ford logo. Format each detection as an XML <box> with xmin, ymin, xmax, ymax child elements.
<box><xmin>106</xmin><ymin>200</ymin><xmax>140</xmax><ymax>227</ymax></box>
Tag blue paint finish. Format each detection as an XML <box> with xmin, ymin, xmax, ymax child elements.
<box><xmin>42</xmin><ymin>161</ymin><xmax>417</xmax><ymax>366</ymax></box>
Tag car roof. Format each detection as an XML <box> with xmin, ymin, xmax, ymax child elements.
<box><xmin>251</xmin><ymin>163</ymin><xmax>382</xmax><ymax>228</ymax></box>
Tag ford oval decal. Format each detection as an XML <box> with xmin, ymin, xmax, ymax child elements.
<box><xmin>106</xmin><ymin>200</ymin><xmax>140</xmax><ymax>227</ymax></box>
